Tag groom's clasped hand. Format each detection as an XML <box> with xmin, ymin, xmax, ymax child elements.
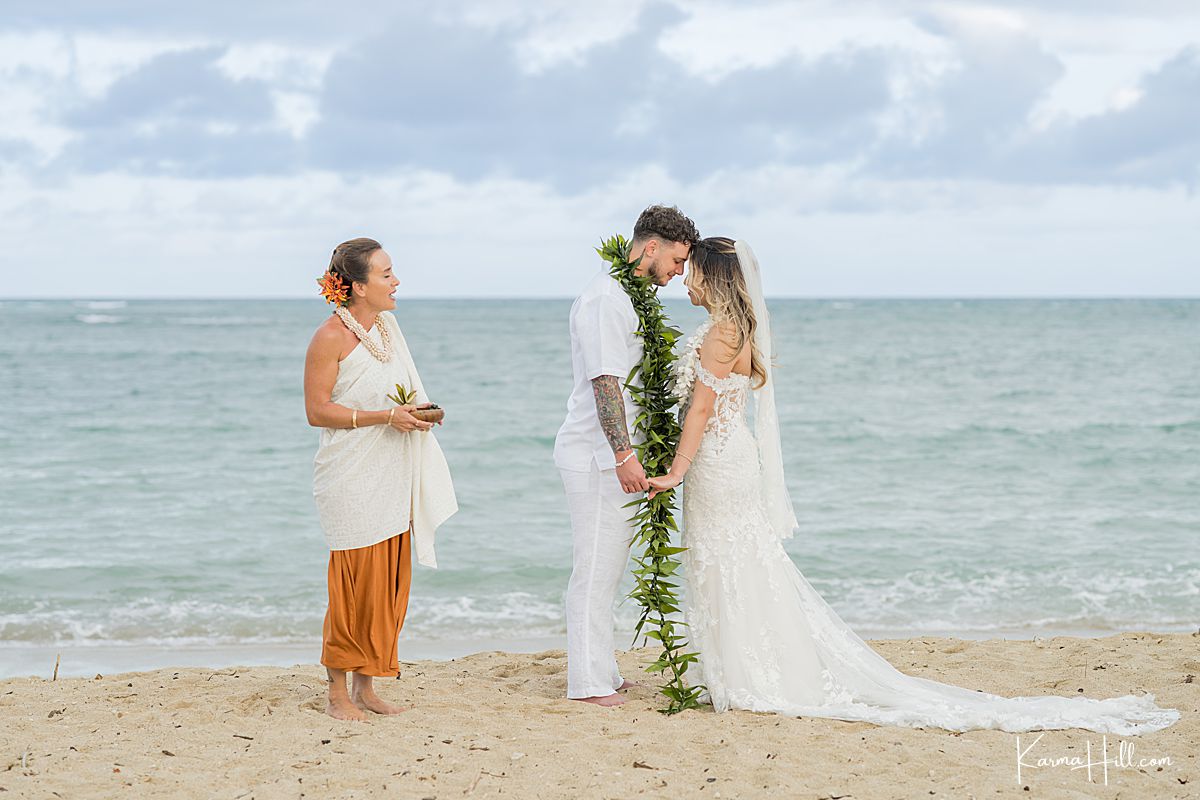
<box><xmin>615</xmin><ymin>447</ymin><xmax>650</xmax><ymax>494</ymax></box>
<box><xmin>627</xmin><ymin>463</ymin><xmax>678</xmax><ymax>498</ymax></box>
<box><xmin>621</xmin><ymin>455</ymin><xmax>680</xmax><ymax>498</ymax></box>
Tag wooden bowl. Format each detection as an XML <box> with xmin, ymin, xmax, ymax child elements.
<box><xmin>411</xmin><ymin>405</ymin><xmax>445</xmax><ymax>424</ymax></box>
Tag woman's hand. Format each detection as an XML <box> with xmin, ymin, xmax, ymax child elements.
<box><xmin>647</xmin><ymin>472</ymin><xmax>683</xmax><ymax>499</ymax></box>
<box><xmin>389</xmin><ymin>407</ymin><xmax>434</xmax><ymax>432</ymax></box>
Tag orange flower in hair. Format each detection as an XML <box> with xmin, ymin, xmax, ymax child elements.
<box><xmin>317</xmin><ymin>271</ymin><xmax>350</xmax><ymax>306</ymax></box>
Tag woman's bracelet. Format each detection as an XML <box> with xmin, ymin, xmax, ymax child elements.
<box><xmin>352</xmin><ymin>409</ymin><xmax>358</xmax><ymax>429</ymax></box>
<box><xmin>387</xmin><ymin>408</ymin><xmax>396</xmax><ymax>427</ymax></box>
<box><xmin>675</xmin><ymin>452</ymin><xmax>694</xmax><ymax>465</ymax></box>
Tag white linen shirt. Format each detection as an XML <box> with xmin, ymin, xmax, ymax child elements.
<box><xmin>553</xmin><ymin>269</ymin><xmax>644</xmax><ymax>472</ymax></box>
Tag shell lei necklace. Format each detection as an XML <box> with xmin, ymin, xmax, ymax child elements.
<box><xmin>335</xmin><ymin>306</ymin><xmax>393</xmax><ymax>362</ymax></box>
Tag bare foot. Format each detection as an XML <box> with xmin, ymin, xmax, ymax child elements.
<box><xmin>572</xmin><ymin>693</ymin><xmax>626</xmax><ymax>707</ymax></box>
<box><xmin>618</xmin><ymin>679</ymin><xmax>643</xmax><ymax>691</ymax></box>
<box><xmin>326</xmin><ymin>695</ymin><xmax>367</xmax><ymax>722</ymax></box>
<box><xmin>353</xmin><ymin>687</ymin><xmax>408</xmax><ymax>715</ymax></box>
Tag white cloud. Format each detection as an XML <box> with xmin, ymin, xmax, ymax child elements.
<box><xmin>215</xmin><ymin>42</ymin><xmax>333</xmax><ymax>88</ymax></box>
<box><xmin>270</xmin><ymin>91</ymin><xmax>321</xmax><ymax>138</ymax></box>
<box><xmin>660</xmin><ymin>2</ymin><xmax>951</xmax><ymax>80</ymax></box>
<box><xmin>0</xmin><ymin>83</ymin><xmax>74</xmax><ymax>161</ymax></box>
<box><xmin>0</xmin><ymin>31</ymin><xmax>72</xmax><ymax>78</ymax></box>
<box><xmin>929</xmin><ymin>3</ymin><xmax>1029</xmax><ymax>35</ymax></box>
<box><xmin>69</xmin><ymin>33</ymin><xmax>207</xmax><ymax>97</ymax></box>
<box><xmin>1109</xmin><ymin>86</ymin><xmax>1144</xmax><ymax>112</ymax></box>
<box><xmin>2</xmin><ymin>167</ymin><xmax>1195</xmax><ymax>298</ymax></box>
<box><xmin>463</xmin><ymin>0</ymin><xmax>651</xmax><ymax>73</ymax></box>
<box><xmin>0</xmin><ymin>1</ymin><xmax>1196</xmax><ymax>297</ymax></box>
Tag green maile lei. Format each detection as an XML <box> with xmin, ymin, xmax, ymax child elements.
<box><xmin>596</xmin><ymin>233</ymin><xmax>705</xmax><ymax>715</ymax></box>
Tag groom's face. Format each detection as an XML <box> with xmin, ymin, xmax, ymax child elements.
<box><xmin>646</xmin><ymin>240</ymin><xmax>691</xmax><ymax>287</ymax></box>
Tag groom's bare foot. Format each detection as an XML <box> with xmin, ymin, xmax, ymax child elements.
<box><xmin>573</xmin><ymin>693</ymin><xmax>626</xmax><ymax>707</ymax></box>
<box><xmin>352</xmin><ymin>687</ymin><xmax>408</xmax><ymax>715</ymax></box>
<box><xmin>326</xmin><ymin>696</ymin><xmax>368</xmax><ymax>721</ymax></box>
<box><xmin>618</xmin><ymin>680</ymin><xmax>643</xmax><ymax>691</ymax></box>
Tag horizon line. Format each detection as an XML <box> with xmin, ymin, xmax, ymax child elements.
<box><xmin>4</xmin><ymin>294</ymin><xmax>1200</xmax><ymax>302</ymax></box>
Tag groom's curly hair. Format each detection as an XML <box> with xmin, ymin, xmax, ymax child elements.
<box><xmin>632</xmin><ymin>204</ymin><xmax>699</xmax><ymax>247</ymax></box>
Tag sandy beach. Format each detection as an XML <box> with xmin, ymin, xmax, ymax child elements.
<box><xmin>1</xmin><ymin>632</ymin><xmax>1194</xmax><ymax>799</ymax></box>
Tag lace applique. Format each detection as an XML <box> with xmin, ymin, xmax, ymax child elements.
<box><xmin>670</xmin><ymin>320</ymin><xmax>710</xmax><ymax>404</ymax></box>
<box><xmin>821</xmin><ymin>669</ymin><xmax>855</xmax><ymax>706</ymax></box>
<box><xmin>673</xmin><ymin>320</ymin><xmax>751</xmax><ymax>456</ymax></box>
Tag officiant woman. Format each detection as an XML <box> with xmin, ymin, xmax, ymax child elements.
<box><xmin>303</xmin><ymin>237</ymin><xmax>458</xmax><ymax>721</ymax></box>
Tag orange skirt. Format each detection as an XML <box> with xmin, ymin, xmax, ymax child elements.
<box><xmin>321</xmin><ymin>530</ymin><xmax>412</xmax><ymax>677</ymax></box>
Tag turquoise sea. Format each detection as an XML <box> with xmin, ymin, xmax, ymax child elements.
<box><xmin>0</xmin><ymin>298</ymin><xmax>1197</xmax><ymax>677</ymax></box>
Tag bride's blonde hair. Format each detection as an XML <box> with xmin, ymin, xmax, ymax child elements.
<box><xmin>687</xmin><ymin>237</ymin><xmax>767</xmax><ymax>389</ymax></box>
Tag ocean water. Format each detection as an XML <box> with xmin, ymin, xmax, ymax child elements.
<box><xmin>0</xmin><ymin>298</ymin><xmax>1197</xmax><ymax>677</ymax></box>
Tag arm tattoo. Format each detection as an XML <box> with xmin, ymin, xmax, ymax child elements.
<box><xmin>591</xmin><ymin>375</ymin><xmax>631</xmax><ymax>455</ymax></box>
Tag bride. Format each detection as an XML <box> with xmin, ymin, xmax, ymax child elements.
<box><xmin>645</xmin><ymin>237</ymin><xmax>1179</xmax><ymax>734</ymax></box>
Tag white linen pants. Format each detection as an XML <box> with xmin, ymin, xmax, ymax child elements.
<box><xmin>561</xmin><ymin>464</ymin><xmax>636</xmax><ymax>698</ymax></box>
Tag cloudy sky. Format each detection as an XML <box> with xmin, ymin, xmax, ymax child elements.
<box><xmin>1</xmin><ymin>1</ymin><xmax>1197</xmax><ymax>298</ymax></box>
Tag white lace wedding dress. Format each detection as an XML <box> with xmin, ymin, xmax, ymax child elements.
<box><xmin>675</xmin><ymin>319</ymin><xmax>1179</xmax><ymax>734</ymax></box>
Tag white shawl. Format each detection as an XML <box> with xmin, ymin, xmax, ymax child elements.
<box><xmin>312</xmin><ymin>311</ymin><xmax>457</xmax><ymax>567</ymax></box>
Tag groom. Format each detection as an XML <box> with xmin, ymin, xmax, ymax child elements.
<box><xmin>553</xmin><ymin>204</ymin><xmax>699</xmax><ymax>707</ymax></box>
